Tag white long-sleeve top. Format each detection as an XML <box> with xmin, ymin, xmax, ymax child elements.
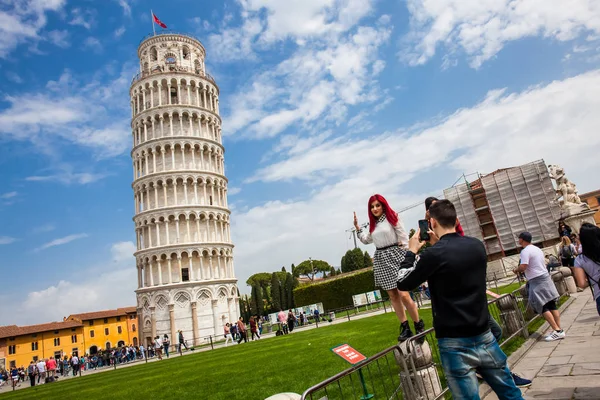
<box><xmin>357</xmin><ymin>214</ymin><xmax>409</xmax><ymax>248</ymax></box>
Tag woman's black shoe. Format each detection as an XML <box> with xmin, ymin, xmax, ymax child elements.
<box><xmin>398</xmin><ymin>321</ymin><xmax>413</xmax><ymax>342</ymax></box>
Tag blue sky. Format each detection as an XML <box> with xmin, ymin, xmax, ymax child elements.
<box><xmin>1</xmin><ymin>0</ymin><xmax>599</xmax><ymax>325</ymax></box>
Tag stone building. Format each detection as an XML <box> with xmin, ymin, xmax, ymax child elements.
<box><xmin>579</xmin><ymin>189</ymin><xmax>600</xmax><ymax>225</ymax></box>
<box><xmin>0</xmin><ymin>307</ymin><xmax>138</xmax><ymax>369</ymax></box>
<box><xmin>444</xmin><ymin>160</ymin><xmax>562</xmax><ymax>262</ymax></box>
<box><xmin>130</xmin><ymin>32</ymin><xmax>238</xmax><ymax>348</ymax></box>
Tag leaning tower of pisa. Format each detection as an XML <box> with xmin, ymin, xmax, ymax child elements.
<box><xmin>130</xmin><ymin>32</ymin><xmax>238</xmax><ymax>347</ymax></box>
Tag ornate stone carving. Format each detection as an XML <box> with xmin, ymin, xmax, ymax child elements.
<box><xmin>548</xmin><ymin>164</ymin><xmax>588</xmax><ymax>214</ymax></box>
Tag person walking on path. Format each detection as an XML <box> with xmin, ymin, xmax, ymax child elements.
<box><xmin>163</xmin><ymin>334</ymin><xmax>170</xmax><ymax>358</ymax></box>
<box><xmin>572</xmin><ymin>223</ymin><xmax>600</xmax><ymax>316</ymax></box>
<box><xmin>224</xmin><ymin>323</ymin><xmax>233</xmax><ymax>346</ymax></box>
<box><xmin>46</xmin><ymin>356</ymin><xmax>57</xmax><ymax>379</ymax></box>
<box><xmin>70</xmin><ymin>355</ymin><xmax>79</xmax><ymax>377</ymax></box>
<box><xmin>237</xmin><ymin>317</ymin><xmax>247</xmax><ymax>344</ymax></box>
<box><xmin>249</xmin><ymin>316</ymin><xmax>260</xmax><ymax>340</ymax></box>
<box><xmin>36</xmin><ymin>359</ymin><xmax>46</xmax><ymax>384</ymax></box>
<box><xmin>287</xmin><ymin>310</ymin><xmax>296</xmax><ymax>333</ymax></box>
<box><xmin>27</xmin><ymin>361</ymin><xmax>37</xmax><ymax>387</ymax></box>
<box><xmin>178</xmin><ymin>330</ymin><xmax>189</xmax><ymax>354</ymax></box>
<box><xmin>513</xmin><ymin>231</ymin><xmax>564</xmax><ymax>342</ymax></box>
<box><xmin>277</xmin><ymin>309</ymin><xmax>288</xmax><ymax>334</ymax></box>
<box><xmin>153</xmin><ymin>336</ymin><xmax>163</xmax><ymax>360</ymax></box>
<box><xmin>397</xmin><ymin>200</ymin><xmax>523</xmax><ymax>399</ymax></box>
<box><xmin>355</xmin><ymin>194</ymin><xmax>425</xmax><ymax>341</ymax></box>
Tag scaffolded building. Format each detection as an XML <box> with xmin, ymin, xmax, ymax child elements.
<box><xmin>444</xmin><ymin>160</ymin><xmax>561</xmax><ymax>261</ymax></box>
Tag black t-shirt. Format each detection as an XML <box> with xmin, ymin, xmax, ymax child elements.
<box><xmin>397</xmin><ymin>233</ymin><xmax>489</xmax><ymax>338</ymax></box>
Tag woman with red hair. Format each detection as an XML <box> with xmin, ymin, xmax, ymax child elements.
<box><xmin>354</xmin><ymin>194</ymin><xmax>425</xmax><ymax>341</ymax></box>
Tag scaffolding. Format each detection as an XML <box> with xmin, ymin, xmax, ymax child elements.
<box><xmin>444</xmin><ymin>160</ymin><xmax>561</xmax><ymax>256</ymax></box>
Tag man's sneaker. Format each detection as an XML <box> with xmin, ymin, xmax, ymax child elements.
<box><xmin>544</xmin><ymin>330</ymin><xmax>565</xmax><ymax>341</ymax></box>
<box><xmin>398</xmin><ymin>321</ymin><xmax>413</xmax><ymax>342</ymax></box>
<box><xmin>511</xmin><ymin>373</ymin><xmax>532</xmax><ymax>388</ymax></box>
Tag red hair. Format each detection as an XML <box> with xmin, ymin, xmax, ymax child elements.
<box><xmin>368</xmin><ymin>194</ymin><xmax>398</xmax><ymax>233</ymax></box>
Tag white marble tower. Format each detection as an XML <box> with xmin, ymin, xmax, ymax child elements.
<box><xmin>130</xmin><ymin>32</ymin><xmax>238</xmax><ymax>347</ymax></box>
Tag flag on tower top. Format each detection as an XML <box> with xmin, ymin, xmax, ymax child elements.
<box><xmin>153</xmin><ymin>13</ymin><xmax>167</xmax><ymax>29</ymax></box>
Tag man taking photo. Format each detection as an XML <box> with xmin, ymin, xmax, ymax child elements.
<box><xmin>397</xmin><ymin>199</ymin><xmax>523</xmax><ymax>399</ymax></box>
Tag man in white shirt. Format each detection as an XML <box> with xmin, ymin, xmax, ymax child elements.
<box><xmin>154</xmin><ymin>336</ymin><xmax>163</xmax><ymax>360</ymax></box>
<box><xmin>513</xmin><ymin>232</ymin><xmax>564</xmax><ymax>341</ymax></box>
<box><xmin>36</xmin><ymin>359</ymin><xmax>46</xmax><ymax>384</ymax></box>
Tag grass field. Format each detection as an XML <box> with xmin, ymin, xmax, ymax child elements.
<box><xmin>0</xmin><ymin>282</ymin><xmax>534</xmax><ymax>399</ymax></box>
<box><xmin>1</xmin><ymin>310</ymin><xmax>432</xmax><ymax>400</ymax></box>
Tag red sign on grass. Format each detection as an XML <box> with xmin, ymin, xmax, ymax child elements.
<box><xmin>332</xmin><ymin>344</ymin><xmax>367</xmax><ymax>365</ymax></box>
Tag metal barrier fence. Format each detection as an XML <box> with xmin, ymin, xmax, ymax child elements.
<box><xmin>301</xmin><ymin>273</ymin><xmax>571</xmax><ymax>400</ymax></box>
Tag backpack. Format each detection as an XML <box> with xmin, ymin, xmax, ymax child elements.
<box><xmin>28</xmin><ymin>365</ymin><xmax>36</xmax><ymax>375</ymax></box>
<box><xmin>561</xmin><ymin>245</ymin><xmax>573</xmax><ymax>259</ymax></box>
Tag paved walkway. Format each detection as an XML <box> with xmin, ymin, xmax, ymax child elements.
<box><xmin>485</xmin><ymin>290</ymin><xmax>600</xmax><ymax>400</ymax></box>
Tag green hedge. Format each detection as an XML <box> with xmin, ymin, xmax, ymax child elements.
<box><xmin>293</xmin><ymin>268</ymin><xmax>387</xmax><ymax>310</ymax></box>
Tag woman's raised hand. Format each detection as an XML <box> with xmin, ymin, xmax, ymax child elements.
<box><xmin>353</xmin><ymin>211</ymin><xmax>359</xmax><ymax>230</ymax></box>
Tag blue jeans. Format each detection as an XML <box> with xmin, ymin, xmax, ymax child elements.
<box><xmin>438</xmin><ymin>330</ymin><xmax>523</xmax><ymax>400</ymax></box>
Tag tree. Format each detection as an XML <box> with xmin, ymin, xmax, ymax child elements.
<box><xmin>246</xmin><ymin>272</ymin><xmax>271</xmax><ymax>288</ymax></box>
<box><xmin>363</xmin><ymin>251</ymin><xmax>373</xmax><ymax>268</ymax></box>
<box><xmin>281</xmin><ymin>266</ymin><xmax>287</xmax><ymax>273</ymax></box>
<box><xmin>246</xmin><ymin>272</ymin><xmax>271</xmax><ymax>305</ymax></box>
<box><xmin>341</xmin><ymin>248</ymin><xmax>365</xmax><ymax>272</ymax></box>
<box><xmin>250</xmin><ymin>285</ymin><xmax>258</xmax><ymax>315</ymax></box>
<box><xmin>270</xmin><ymin>272</ymin><xmax>282</xmax><ymax>311</ymax></box>
<box><xmin>336</xmin><ymin>268</ymin><xmax>341</xmax><ymax>275</ymax></box>
<box><xmin>293</xmin><ymin>259</ymin><xmax>333</xmax><ymax>280</ymax></box>
<box><xmin>284</xmin><ymin>273</ymin><xmax>296</xmax><ymax>309</ymax></box>
<box><xmin>340</xmin><ymin>255</ymin><xmax>347</xmax><ymax>272</ymax></box>
<box><xmin>409</xmin><ymin>228</ymin><xmax>416</xmax><ymax>239</ymax></box>
<box><xmin>329</xmin><ymin>266</ymin><xmax>337</xmax><ymax>276</ymax></box>
<box><xmin>250</xmin><ymin>284</ymin><xmax>264</xmax><ymax>316</ymax></box>
<box><xmin>291</xmin><ymin>263</ymin><xmax>296</xmax><ymax>275</ymax></box>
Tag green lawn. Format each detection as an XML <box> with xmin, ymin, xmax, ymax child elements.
<box><xmin>1</xmin><ymin>310</ymin><xmax>433</xmax><ymax>400</ymax></box>
<box><xmin>488</xmin><ymin>281</ymin><xmax>523</xmax><ymax>296</ymax></box>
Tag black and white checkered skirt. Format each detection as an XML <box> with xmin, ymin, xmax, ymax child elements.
<box><xmin>373</xmin><ymin>245</ymin><xmax>407</xmax><ymax>291</ymax></box>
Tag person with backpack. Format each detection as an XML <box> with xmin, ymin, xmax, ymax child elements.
<box><xmin>559</xmin><ymin>236</ymin><xmax>577</xmax><ymax>267</ymax></box>
<box><xmin>573</xmin><ymin>223</ymin><xmax>600</xmax><ymax>316</ymax></box>
<box><xmin>27</xmin><ymin>362</ymin><xmax>37</xmax><ymax>387</ymax></box>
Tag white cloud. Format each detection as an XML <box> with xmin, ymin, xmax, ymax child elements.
<box><xmin>209</xmin><ymin>0</ymin><xmax>376</xmax><ymax>61</ymax></box>
<box><xmin>115</xmin><ymin>0</ymin><xmax>131</xmax><ymax>17</ymax></box>
<box><xmin>224</xmin><ymin>23</ymin><xmax>392</xmax><ymax>139</ymax></box>
<box><xmin>11</xmin><ymin>242</ymin><xmax>137</xmax><ymax>325</ymax></box>
<box><xmin>0</xmin><ymin>66</ymin><xmax>134</xmax><ymax>159</ymax></box>
<box><xmin>111</xmin><ymin>241</ymin><xmax>136</xmax><ymax>263</ymax></box>
<box><xmin>0</xmin><ymin>0</ymin><xmax>66</xmax><ymax>58</ymax></box>
<box><xmin>0</xmin><ymin>191</ymin><xmax>17</xmax><ymax>199</ymax></box>
<box><xmin>83</xmin><ymin>36</ymin><xmax>103</xmax><ymax>53</ymax></box>
<box><xmin>69</xmin><ymin>8</ymin><xmax>95</xmax><ymax>30</ymax></box>
<box><xmin>228</xmin><ymin>187</ymin><xmax>242</xmax><ymax>196</ymax></box>
<box><xmin>0</xmin><ymin>236</ymin><xmax>17</xmax><ymax>245</ymax></box>
<box><xmin>32</xmin><ymin>224</ymin><xmax>56</xmax><ymax>234</ymax></box>
<box><xmin>5</xmin><ymin>72</ymin><xmax>23</xmax><ymax>83</ymax></box>
<box><xmin>232</xmin><ymin>69</ymin><xmax>600</xmax><ymax>288</ymax></box>
<box><xmin>26</xmin><ymin>171</ymin><xmax>106</xmax><ymax>184</ymax></box>
<box><xmin>48</xmin><ymin>29</ymin><xmax>70</xmax><ymax>48</ymax></box>
<box><xmin>402</xmin><ymin>0</ymin><xmax>600</xmax><ymax>68</ymax></box>
<box><xmin>114</xmin><ymin>26</ymin><xmax>126</xmax><ymax>38</ymax></box>
<box><xmin>34</xmin><ymin>233</ymin><xmax>88</xmax><ymax>252</ymax></box>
